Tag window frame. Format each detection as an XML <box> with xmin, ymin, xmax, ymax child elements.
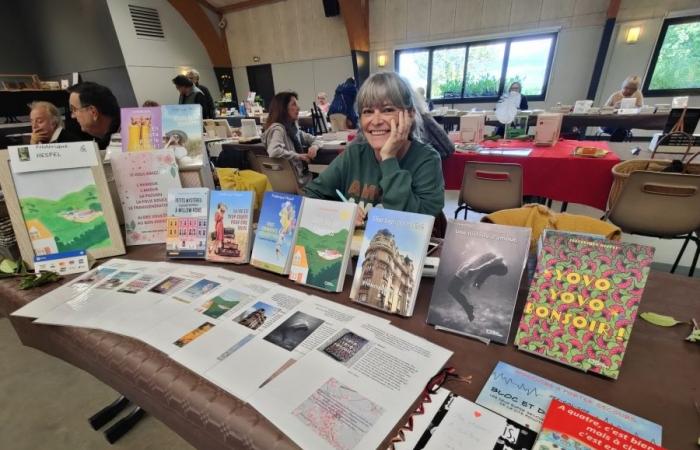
<box><xmin>395</xmin><ymin>32</ymin><xmax>557</xmax><ymax>104</ymax></box>
<box><xmin>642</xmin><ymin>15</ymin><xmax>700</xmax><ymax>97</ymax></box>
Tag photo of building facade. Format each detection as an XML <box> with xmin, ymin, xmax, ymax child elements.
<box><xmin>355</xmin><ymin>229</ymin><xmax>415</xmax><ymax>316</ymax></box>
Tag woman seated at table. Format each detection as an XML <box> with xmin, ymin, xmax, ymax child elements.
<box><xmin>495</xmin><ymin>81</ymin><xmax>529</xmax><ymax>137</ymax></box>
<box><xmin>262</xmin><ymin>91</ymin><xmax>321</xmax><ymax>187</ymax></box>
<box><xmin>304</xmin><ymin>72</ymin><xmax>445</xmax><ymax>222</ymax></box>
<box><xmin>602</xmin><ymin>75</ymin><xmax>643</xmax><ymax>141</ymax></box>
<box><xmin>316</xmin><ymin>92</ymin><xmax>330</xmax><ymax>114</ymax></box>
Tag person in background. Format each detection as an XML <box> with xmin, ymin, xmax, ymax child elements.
<box><xmin>305</xmin><ymin>72</ymin><xmax>445</xmax><ymax>221</ymax></box>
<box><xmin>495</xmin><ymin>81</ymin><xmax>529</xmax><ymax>137</ymax></box>
<box><xmin>142</xmin><ymin>100</ymin><xmax>159</xmax><ymax>107</ymax></box>
<box><xmin>29</xmin><ymin>101</ymin><xmax>80</xmax><ymax>144</ymax></box>
<box><xmin>172</xmin><ymin>75</ymin><xmax>212</xmax><ymax>119</ymax></box>
<box><xmin>605</xmin><ymin>75</ymin><xmax>644</xmax><ymax>108</ymax></box>
<box><xmin>262</xmin><ymin>91</ymin><xmax>322</xmax><ymax>187</ymax></box>
<box><xmin>186</xmin><ymin>69</ymin><xmax>216</xmax><ymax>119</ymax></box>
<box><xmin>328</xmin><ymin>78</ymin><xmax>358</xmax><ymax>128</ymax></box>
<box><xmin>316</xmin><ymin>92</ymin><xmax>330</xmax><ymax>114</ymax></box>
<box><xmin>602</xmin><ymin>75</ymin><xmax>643</xmax><ymax>141</ymax></box>
<box><xmin>66</xmin><ymin>82</ymin><xmax>120</xmax><ymax>149</ymax></box>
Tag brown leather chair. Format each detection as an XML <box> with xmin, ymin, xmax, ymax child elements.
<box><xmin>454</xmin><ymin>162</ymin><xmax>523</xmax><ymax>219</ymax></box>
<box><xmin>605</xmin><ymin>170</ymin><xmax>700</xmax><ymax>276</ymax></box>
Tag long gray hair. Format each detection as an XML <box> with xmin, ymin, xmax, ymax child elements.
<box><xmin>354</xmin><ymin>72</ymin><xmax>424</xmax><ymax>143</ymax></box>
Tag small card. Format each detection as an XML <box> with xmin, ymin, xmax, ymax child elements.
<box><xmin>34</xmin><ymin>250</ymin><xmax>91</xmax><ymax>275</ymax></box>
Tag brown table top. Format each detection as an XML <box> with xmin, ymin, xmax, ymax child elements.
<box><xmin>3</xmin><ymin>244</ymin><xmax>699</xmax><ymax>449</ymax></box>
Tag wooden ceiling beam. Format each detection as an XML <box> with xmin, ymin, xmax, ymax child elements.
<box><xmin>219</xmin><ymin>0</ymin><xmax>285</xmax><ymax>14</ymax></box>
<box><xmin>338</xmin><ymin>0</ymin><xmax>369</xmax><ymax>52</ymax></box>
<box><xmin>167</xmin><ymin>0</ymin><xmax>231</xmax><ymax>67</ymax></box>
<box><xmin>196</xmin><ymin>0</ymin><xmax>221</xmax><ymax>16</ymax></box>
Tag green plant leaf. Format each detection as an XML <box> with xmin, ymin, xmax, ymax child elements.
<box><xmin>0</xmin><ymin>259</ymin><xmax>18</xmax><ymax>274</ymax></box>
<box><xmin>640</xmin><ymin>312</ymin><xmax>683</xmax><ymax>327</ymax></box>
<box><xmin>686</xmin><ymin>329</ymin><xmax>700</xmax><ymax>343</ymax></box>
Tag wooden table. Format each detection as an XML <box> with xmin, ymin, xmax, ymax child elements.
<box><xmin>2</xmin><ymin>245</ymin><xmax>699</xmax><ymax>449</ymax></box>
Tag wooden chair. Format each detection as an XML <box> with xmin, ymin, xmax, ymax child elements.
<box><xmin>330</xmin><ymin>113</ymin><xmax>349</xmax><ymax>131</ymax></box>
<box><xmin>605</xmin><ymin>170</ymin><xmax>700</xmax><ymax>276</ymax></box>
<box><xmin>454</xmin><ymin>162</ymin><xmax>523</xmax><ymax>219</ymax></box>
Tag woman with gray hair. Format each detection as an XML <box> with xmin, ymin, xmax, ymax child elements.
<box><xmin>605</xmin><ymin>75</ymin><xmax>644</xmax><ymax>108</ymax></box>
<box><xmin>305</xmin><ymin>71</ymin><xmax>445</xmax><ymax>222</ymax></box>
<box><xmin>29</xmin><ymin>101</ymin><xmax>80</xmax><ymax>144</ymax></box>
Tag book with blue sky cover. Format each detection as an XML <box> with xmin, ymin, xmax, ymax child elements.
<box><xmin>251</xmin><ymin>192</ymin><xmax>304</xmax><ymax>274</ymax></box>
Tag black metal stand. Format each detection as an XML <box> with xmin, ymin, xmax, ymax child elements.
<box><xmin>104</xmin><ymin>407</ymin><xmax>146</xmax><ymax>444</ymax></box>
<box><xmin>88</xmin><ymin>395</ymin><xmax>130</xmax><ymax>430</ymax></box>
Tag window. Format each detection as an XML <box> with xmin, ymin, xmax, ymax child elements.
<box><xmin>396</xmin><ymin>33</ymin><xmax>556</xmax><ymax>103</ymax></box>
<box><xmin>643</xmin><ymin>15</ymin><xmax>700</xmax><ymax>96</ymax></box>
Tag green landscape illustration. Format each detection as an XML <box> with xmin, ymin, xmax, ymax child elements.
<box><xmin>295</xmin><ymin>227</ymin><xmax>348</xmax><ymax>290</ymax></box>
<box><xmin>20</xmin><ymin>184</ymin><xmax>112</xmax><ymax>254</ymax></box>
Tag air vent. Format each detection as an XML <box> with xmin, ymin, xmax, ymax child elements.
<box><xmin>129</xmin><ymin>4</ymin><xmax>165</xmax><ymax>39</ymax></box>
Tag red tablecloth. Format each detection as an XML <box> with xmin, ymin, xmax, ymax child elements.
<box><xmin>442</xmin><ymin>140</ymin><xmax>620</xmax><ymax>210</ymax></box>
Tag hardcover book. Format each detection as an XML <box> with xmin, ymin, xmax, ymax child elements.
<box><xmin>349</xmin><ymin>208</ymin><xmax>434</xmax><ymax>317</ymax></box>
<box><xmin>250</xmin><ymin>192</ymin><xmax>304</xmax><ymax>274</ymax></box>
<box><xmin>534</xmin><ymin>399</ymin><xmax>666</xmax><ymax>450</ymax></box>
<box><xmin>120</xmin><ymin>107</ymin><xmax>162</xmax><ymax>152</ymax></box>
<box><xmin>514</xmin><ymin>233</ymin><xmax>655</xmax><ymax>379</ymax></box>
<box><xmin>427</xmin><ymin>220</ymin><xmax>531</xmax><ymax>344</ymax></box>
<box><xmin>476</xmin><ymin>362</ymin><xmax>662</xmax><ymax>444</ymax></box>
<box><xmin>288</xmin><ymin>198</ymin><xmax>356</xmax><ymax>292</ymax></box>
<box><xmin>166</xmin><ymin>188</ymin><xmax>209</xmax><ymax>259</ymax></box>
<box><xmin>206</xmin><ymin>190</ymin><xmax>254</xmax><ymax>264</ymax></box>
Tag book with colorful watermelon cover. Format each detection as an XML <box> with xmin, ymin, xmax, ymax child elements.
<box><xmin>514</xmin><ymin>233</ymin><xmax>655</xmax><ymax>379</ymax></box>
<box><xmin>533</xmin><ymin>399</ymin><xmax>666</xmax><ymax>450</ymax></box>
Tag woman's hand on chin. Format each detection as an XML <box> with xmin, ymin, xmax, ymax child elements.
<box><xmin>380</xmin><ymin>110</ymin><xmax>411</xmax><ymax>161</ymax></box>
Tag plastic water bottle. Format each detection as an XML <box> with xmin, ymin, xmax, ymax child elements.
<box><xmin>239</xmin><ymin>102</ymin><xmax>246</xmax><ymax>116</ymax></box>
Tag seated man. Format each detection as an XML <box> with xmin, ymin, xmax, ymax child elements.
<box><xmin>29</xmin><ymin>101</ymin><xmax>80</xmax><ymax>144</ymax></box>
<box><xmin>304</xmin><ymin>72</ymin><xmax>445</xmax><ymax>222</ymax></box>
<box><xmin>67</xmin><ymin>82</ymin><xmax>121</xmax><ymax>149</ymax></box>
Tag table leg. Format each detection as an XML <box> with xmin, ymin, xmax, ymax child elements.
<box><xmin>560</xmin><ymin>202</ymin><xmax>568</xmax><ymax>213</ymax></box>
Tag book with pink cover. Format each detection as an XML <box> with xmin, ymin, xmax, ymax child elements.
<box><xmin>514</xmin><ymin>233</ymin><xmax>655</xmax><ymax>379</ymax></box>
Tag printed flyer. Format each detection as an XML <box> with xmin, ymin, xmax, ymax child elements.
<box><xmin>111</xmin><ymin>149</ymin><xmax>181</xmax><ymax>245</ymax></box>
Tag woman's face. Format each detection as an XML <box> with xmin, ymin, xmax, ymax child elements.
<box><xmin>287</xmin><ymin>96</ymin><xmax>300</xmax><ymax>121</ymax></box>
<box><xmin>622</xmin><ymin>83</ymin><xmax>637</xmax><ymax>97</ymax></box>
<box><xmin>510</xmin><ymin>83</ymin><xmax>522</xmax><ymax>93</ymax></box>
<box><xmin>360</xmin><ymin>103</ymin><xmax>406</xmax><ymax>151</ymax></box>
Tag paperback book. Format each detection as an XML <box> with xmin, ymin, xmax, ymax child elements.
<box><xmin>427</xmin><ymin>220</ymin><xmax>531</xmax><ymax>344</ymax></box>
<box><xmin>514</xmin><ymin>233</ymin><xmax>655</xmax><ymax>379</ymax></box>
<box><xmin>166</xmin><ymin>188</ymin><xmax>209</xmax><ymax>259</ymax></box>
<box><xmin>250</xmin><ymin>192</ymin><xmax>304</xmax><ymax>274</ymax></box>
<box><xmin>162</xmin><ymin>105</ymin><xmax>204</xmax><ymax>163</ymax></box>
<box><xmin>349</xmin><ymin>208</ymin><xmax>434</xmax><ymax>317</ymax></box>
<box><xmin>534</xmin><ymin>399</ymin><xmax>666</xmax><ymax>450</ymax></box>
<box><xmin>476</xmin><ymin>361</ymin><xmax>662</xmax><ymax>443</ymax></box>
<box><xmin>120</xmin><ymin>107</ymin><xmax>162</xmax><ymax>152</ymax></box>
<box><xmin>206</xmin><ymin>190</ymin><xmax>255</xmax><ymax>264</ymax></box>
<box><xmin>288</xmin><ymin>198</ymin><xmax>357</xmax><ymax>292</ymax></box>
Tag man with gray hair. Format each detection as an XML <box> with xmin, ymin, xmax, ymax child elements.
<box><xmin>186</xmin><ymin>69</ymin><xmax>216</xmax><ymax>119</ymax></box>
<box><xmin>29</xmin><ymin>101</ymin><xmax>79</xmax><ymax>144</ymax></box>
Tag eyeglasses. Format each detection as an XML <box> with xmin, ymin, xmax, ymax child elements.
<box><xmin>70</xmin><ymin>104</ymin><xmax>92</xmax><ymax>114</ymax></box>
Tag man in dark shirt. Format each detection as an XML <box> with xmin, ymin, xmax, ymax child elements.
<box><xmin>66</xmin><ymin>82</ymin><xmax>120</xmax><ymax>149</ymax></box>
<box><xmin>186</xmin><ymin>69</ymin><xmax>216</xmax><ymax>119</ymax></box>
<box><xmin>173</xmin><ymin>74</ymin><xmax>212</xmax><ymax>119</ymax></box>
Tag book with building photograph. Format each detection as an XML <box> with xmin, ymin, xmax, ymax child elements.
<box><xmin>206</xmin><ymin>190</ymin><xmax>254</xmax><ymax>264</ymax></box>
<box><xmin>514</xmin><ymin>233</ymin><xmax>655</xmax><ymax>379</ymax></box>
<box><xmin>288</xmin><ymin>198</ymin><xmax>357</xmax><ymax>292</ymax></box>
<box><xmin>349</xmin><ymin>208</ymin><xmax>434</xmax><ymax>317</ymax></box>
<box><xmin>251</xmin><ymin>192</ymin><xmax>304</xmax><ymax>275</ymax></box>
<box><xmin>427</xmin><ymin>221</ymin><xmax>531</xmax><ymax>345</ymax></box>
<box><xmin>166</xmin><ymin>188</ymin><xmax>209</xmax><ymax>259</ymax></box>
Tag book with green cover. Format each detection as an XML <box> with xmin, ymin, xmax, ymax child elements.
<box><xmin>514</xmin><ymin>233</ymin><xmax>655</xmax><ymax>379</ymax></box>
<box><xmin>288</xmin><ymin>198</ymin><xmax>356</xmax><ymax>292</ymax></box>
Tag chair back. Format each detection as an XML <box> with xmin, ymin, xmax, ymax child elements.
<box><xmin>459</xmin><ymin>162</ymin><xmax>523</xmax><ymax>213</ymax></box>
<box><xmin>607</xmin><ymin>171</ymin><xmax>700</xmax><ymax>237</ymax></box>
<box><xmin>252</xmin><ymin>154</ymin><xmax>301</xmax><ymax>194</ymax></box>
<box><xmin>330</xmin><ymin>113</ymin><xmax>348</xmax><ymax>131</ymax></box>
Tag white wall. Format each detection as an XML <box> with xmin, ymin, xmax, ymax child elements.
<box><xmin>106</xmin><ymin>0</ymin><xmax>220</xmax><ymax>106</ymax></box>
<box><xmin>271</xmin><ymin>56</ymin><xmax>355</xmax><ymax>108</ymax></box>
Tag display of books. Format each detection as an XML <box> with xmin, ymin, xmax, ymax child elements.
<box><xmin>534</xmin><ymin>399</ymin><xmax>666</xmax><ymax>450</ymax></box>
<box><xmin>476</xmin><ymin>362</ymin><xmax>663</xmax><ymax>443</ymax></box>
<box><xmin>349</xmin><ymin>208</ymin><xmax>434</xmax><ymax>317</ymax></box>
<box><xmin>166</xmin><ymin>188</ymin><xmax>209</xmax><ymax>259</ymax></box>
<box><xmin>250</xmin><ymin>192</ymin><xmax>304</xmax><ymax>275</ymax></box>
<box><xmin>514</xmin><ymin>233</ymin><xmax>655</xmax><ymax>379</ymax></box>
<box><xmin>288</xmin><ymin>198</ymin><xmax>356</xmax><ymax>292</ymax></box>
<box><xmin>206</xmin><ymin>190</ymin><xmax>255</xmax><ymax>264</ymax></box>
<box><xmin>427</xmin><ymin>220</ymin><xmax>531</xmax><ymax>344</ymax></box>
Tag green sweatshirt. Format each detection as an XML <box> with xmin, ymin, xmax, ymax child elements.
<box><xmin>304</xmin><ymin>139</ymin><xmax>445</xmax><ymax>216</ymax></box>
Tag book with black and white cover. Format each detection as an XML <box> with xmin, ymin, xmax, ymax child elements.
<box><xmin>427</xmin><ymin>220</ymin><xmax>531</xmax><ymax>344</ymax></box>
